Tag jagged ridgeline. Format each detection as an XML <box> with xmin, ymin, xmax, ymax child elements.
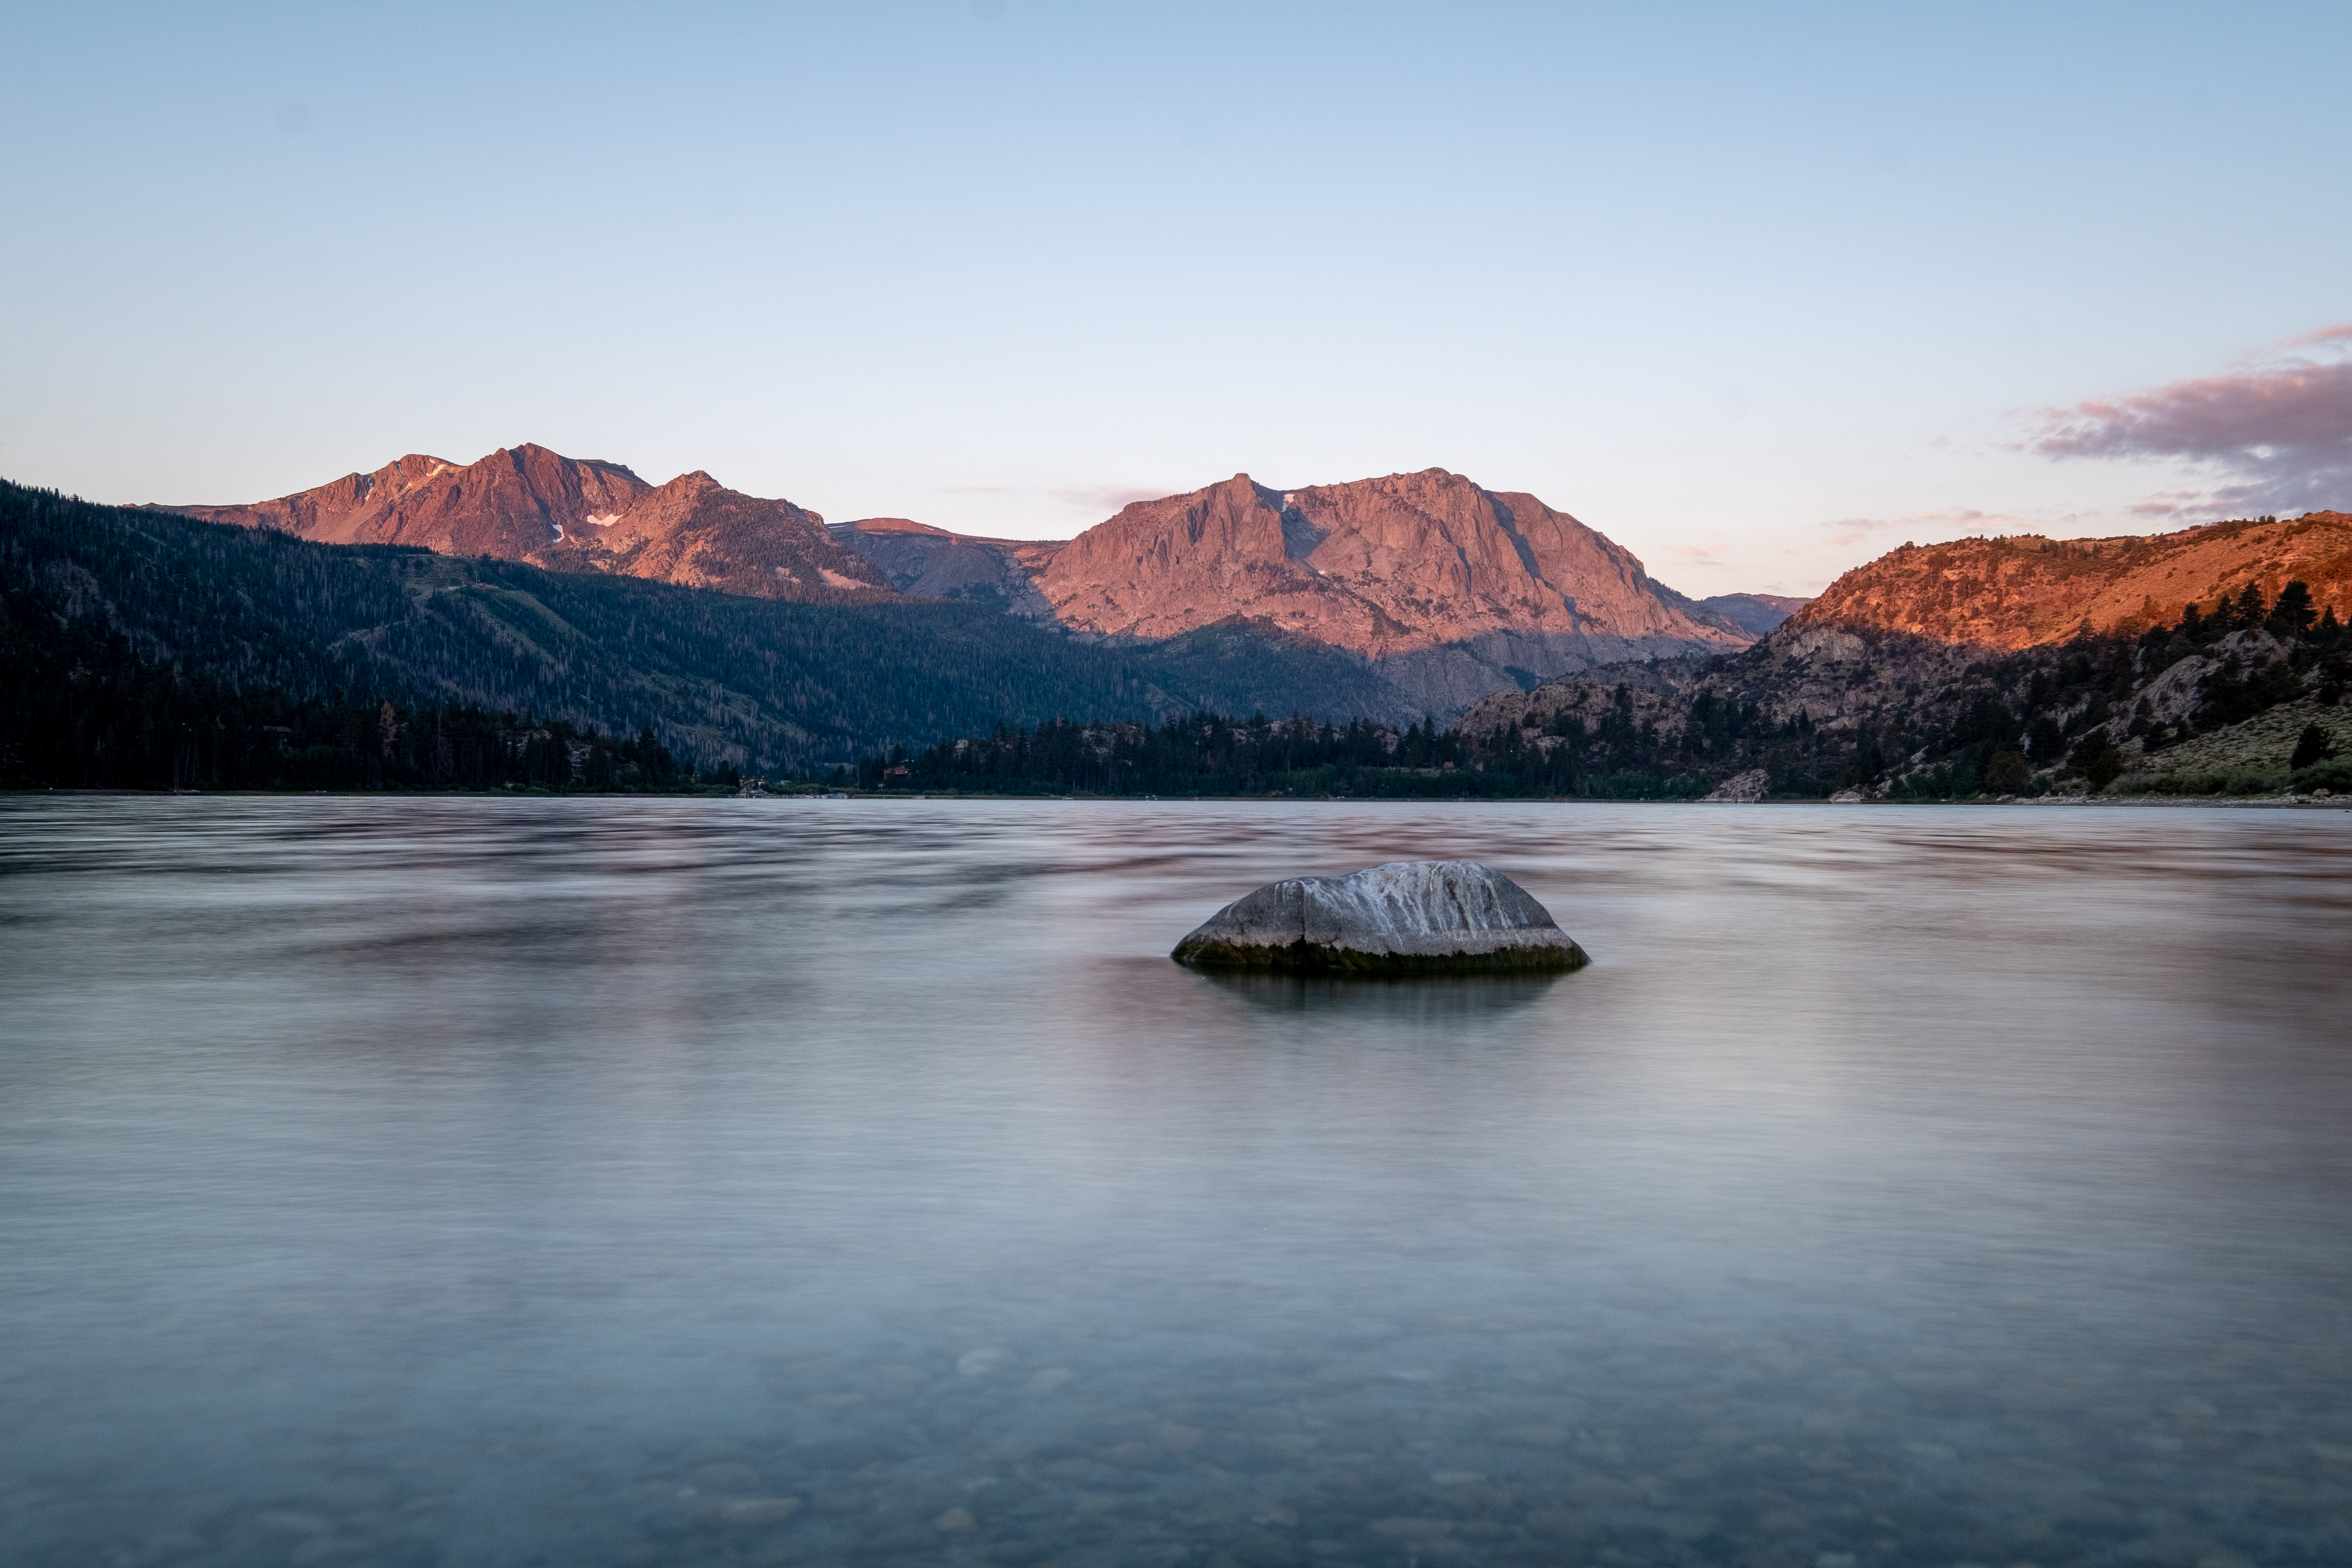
<box><xmin>0</xmin><ymin>480</ymin><xmax>1411</xmax><ymax>788</ymax></box>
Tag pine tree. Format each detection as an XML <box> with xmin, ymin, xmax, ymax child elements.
<box><xmin>1984</xmin><ymin>750</ymin><xmax>2031</xmax><ymax>793</ymax></box>
<box><xmin>2067</xmin><ymin>727</ymin><xmax>2124</xmax><ymax>791</ymax></box>
<box><xmin>2273</xmin><ymin>580</ymin><xmax>2316</xmax><ymax>635</ymax></box>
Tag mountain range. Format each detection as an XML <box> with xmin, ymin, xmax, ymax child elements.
<box><xmin>60</xmin><ymin>442</ymin><xmax>2349</xmax><ymax>799</ymax></box>
<box><xmin>156</xmin><ymin>445</ymin><xmax>1776</xmax><ymax>718</ymax></box>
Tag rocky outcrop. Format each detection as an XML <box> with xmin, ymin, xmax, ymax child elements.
<box><xmin>1171</xmin><ymin>860</ymin><xmax>1589</xmax><ymax>974</ymax></box>
<box><xmin>1701</xmin><ymin>768</ymin><xmax>1770</xmax><ymax>802</ymax></box>
<box><xmin>1791</xmin><ymin>513</ymin><xmax>2352</xmax><ymax>650</ymax></box>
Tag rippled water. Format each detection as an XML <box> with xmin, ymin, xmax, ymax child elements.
<box><xmin>4</xmin><ymin>797</ymin><xmax>2350</xmax><ymax>1568</ymax></box>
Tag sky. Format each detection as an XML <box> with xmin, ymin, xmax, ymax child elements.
<box><xmin>4</xmin><ymin>2</ymin><xmax>2348</xmax><ymax>597</ymax></box>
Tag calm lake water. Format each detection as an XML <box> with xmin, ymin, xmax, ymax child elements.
<box><xmin>4</xmin><ymin>797</ymin><xmax>2350</xmax><ymax>1568</ymax></box>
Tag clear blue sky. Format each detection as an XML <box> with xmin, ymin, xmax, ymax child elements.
<box><xmin>5</xmin><ymin>2</ymin><xmax>2348</xmax><ymax>595</ymax></box>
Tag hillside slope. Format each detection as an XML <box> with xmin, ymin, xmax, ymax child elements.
<box><xmin>1791</xmin><ymin>512</ymin><xmax>2352</xmax><ymax>649</ymax></box>
<box><xmin>1457</xmin><ymin>586</ymin><xmax>2350</xmax><ymax>800</ymax></box>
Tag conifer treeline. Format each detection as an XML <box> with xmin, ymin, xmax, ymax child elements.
<box><xmin>849</xmin><ymin>714</ymin><xmax>1476</xmax><ymax>797</ymax></box>
<box><xmin>845</xmin><ymin>699</ymin><xmax>1845</xmax><ymax>800</ymax></box>
<box><xmin>10</xmin><ymin>658</ymin><xmax>681</xmax><ymax>793</ymax></box>
<box><xmin>839</xmin><ymin>581</ymin><xmax>2349</xmax><ymax>800</ymax></box>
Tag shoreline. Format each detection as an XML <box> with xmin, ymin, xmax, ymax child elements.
<box><xmin>7</xmin><ymin>788</ymin><xmax>2349</xmax><ymax>809</ymax></box>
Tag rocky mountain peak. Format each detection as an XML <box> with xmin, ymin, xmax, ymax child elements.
<box><xmin>152</xmin><ymin>445</ymin><xmax>898</xmax><ymax>605</ymax></box>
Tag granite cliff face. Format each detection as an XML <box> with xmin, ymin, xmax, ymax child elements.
<box><xmin>1034</xmin><ymin>469</ymin><xmax>1743</xmax><ymax>650</ymax></box>
<box><xmin>1791</xmin><ymin>513</ymin><xmax>2352</xmax><ymax>650</ymax></box>
<box><xmin>159</xmin><ymin>445</ymin><xmax>900</xmax><ymax>604</ymax></box>
<box><xmin>1009</xmin><ymin>469</ymin><xmax>1750</xmax><ymax>713</ymax></box>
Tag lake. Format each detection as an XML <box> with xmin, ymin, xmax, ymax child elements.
<box><xmin>3</xmin><ymin>797</ymin><xmax>2349</xmax><ymax>1568</ymax></box>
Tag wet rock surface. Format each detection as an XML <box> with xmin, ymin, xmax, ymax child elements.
<box><xmin>1172</xmin><ymin>860</ymin><xmax>1589</xmax><ymax>973</ymax></box>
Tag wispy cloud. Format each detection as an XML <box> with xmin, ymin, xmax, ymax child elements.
<box><xmin>938</xmin><ymin>481</ymin><xmax>1172</xmax><ymax>516</ymax></box>
<box><xmin>1050</xmin><ymin>484</ymin><xmax>1170</xmax><ymax>514</ymax></box>
<box><xmin>2280</xmin><ymin>323</ymin><xmax>2352</xmax><ymax>351</ymax></box>
<box><xmin>1814</xmin><ymin>507</ymin><xmax>2042</xmax><ymax>550</ymax></box>
<box><xmin>2025</xmin><ymin>325</ymin><xmax>2352</xmax><ymax>517</ymax></box>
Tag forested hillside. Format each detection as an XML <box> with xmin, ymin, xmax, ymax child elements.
<box><xmin>0</xmin><ymin>481</ymin><xmax>1413</xmax><ymax>787</ymax></box>
<box><xmin>1458</xmin><ymin>582</ymin><xmax>2352</xmax><ymax>799</ymax></box>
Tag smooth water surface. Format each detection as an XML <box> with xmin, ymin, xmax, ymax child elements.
<box><xmin>4</xmin><ymin>797</ymin><xmax>2350</xmax><ymax>1568</ymax></box>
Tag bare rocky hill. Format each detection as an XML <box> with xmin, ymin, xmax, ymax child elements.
<box><xmin>1791</xmin><ymin>513</ymin><xmax>2352</xmax><ymax>648</ymax></box>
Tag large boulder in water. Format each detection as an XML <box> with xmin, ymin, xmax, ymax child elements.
<box><xmin>1172</xmin><ymin>860</ymin><xmax>1589</xmax><ymax>974</ymax></box>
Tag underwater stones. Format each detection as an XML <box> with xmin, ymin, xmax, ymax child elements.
<box><xmin>1171</xmin><ymin>860</ymin><xmax>1588</xmax><ymax>975</ymax></box>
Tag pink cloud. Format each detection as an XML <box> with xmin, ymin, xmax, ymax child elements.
<box><xmin>2279</xmin><ymin>322</ymin><xmax>2352</xmax><ymax>351</ymax></box>
<box><xmin>2027</xmin><ymin>326</ymin><xmax>2352</xmax><ymax>515</ymax></box>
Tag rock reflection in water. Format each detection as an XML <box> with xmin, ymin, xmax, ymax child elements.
<box><xmin>1</xmin><ymin>797</ymin><xmax>2349</xmax><ymax>1568</ymax></box>
<box><xmin>1192</xmin><ymin>967</ymin><xmax>1568</xmax><ymax>1025</ymax></box>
